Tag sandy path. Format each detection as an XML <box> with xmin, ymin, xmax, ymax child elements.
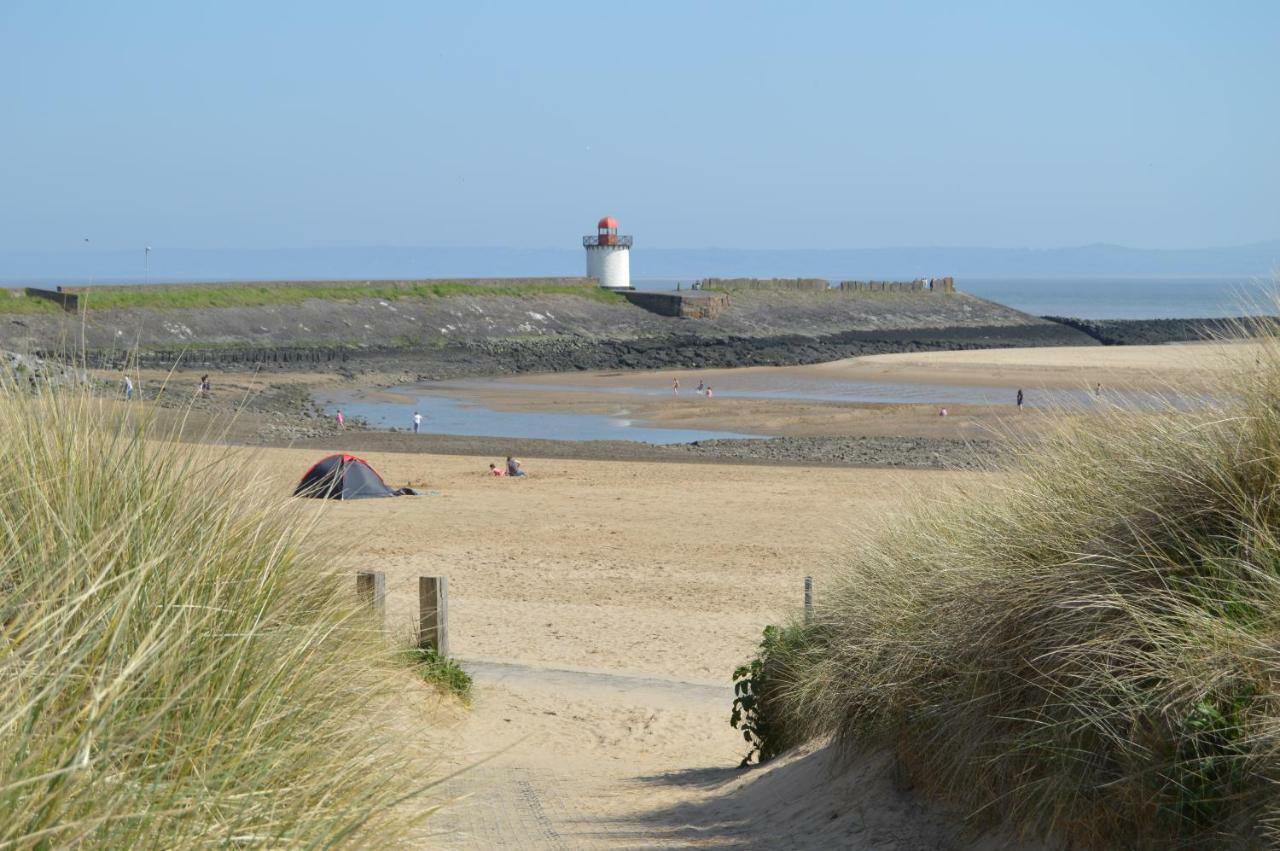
<box><xmin>239</xmin><ymin>446</ymin><xmax>1046</xmax><ymax>847</ymax></box>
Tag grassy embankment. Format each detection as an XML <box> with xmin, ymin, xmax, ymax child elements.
<box><xmin>0</xmin><ymin>281</ymin><xmax>624</xmax><ymax>313</ymax></box>
<box><xmin>0</xmin><ymin>379</ymin><xmax>446</xmax><ymax>847</ymax></box>
<box><xmin>739</xmin><ymin>321</ymin><xmax>1280</xmax><ymax>848</ymax></box>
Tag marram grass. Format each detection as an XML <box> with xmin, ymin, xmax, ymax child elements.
<box><xmin>0</xmin><ymin>378</ymin><xmax>431</xmax><ymax>848</ymax></box>
<box><xmin>762</xmin><ymin>326</ymin><xmax>1280</xmax><ymax>848</ymax></box>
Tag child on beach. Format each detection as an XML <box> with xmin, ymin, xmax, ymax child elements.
<box><xmin>704</xmin><ymin>386</ymin><xmax>714</xmax><ymax>398</ymax></box>
<box><xmin>489</xmin><ymin>463</ymin><xmax>506</xmax><ymax>477</ymax></box>
<box><xmin>336</xmin><ymin>409</ymin><xmax>345</xmax><ymax>429</ymax></box>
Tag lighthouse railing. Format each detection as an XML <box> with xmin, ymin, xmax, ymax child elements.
<box><xmin>583</xmin><ymin>235</ymin><xmax>633</xmax><ymax>248</ymax></box>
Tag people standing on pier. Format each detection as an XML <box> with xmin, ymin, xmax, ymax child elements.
<box><xmin>1016</xmin><ymin>389</ymin><xmax>1024</xmax><ymax>410</ymax></box>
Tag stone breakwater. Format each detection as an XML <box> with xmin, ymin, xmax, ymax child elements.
<box><xmin>71</xmin><ymin>322</ymin><xmax>1095</xmax><ymax>377</ymax></box>
<box><xmin>1043</xmin><ymin>316</ymin><xmax>1259</xmax><ymax>346</ymax></box>
<box><xmin>2</xmin><ymin>286</ymin><xmax>1096</xmax><ymax>377</ymax></box>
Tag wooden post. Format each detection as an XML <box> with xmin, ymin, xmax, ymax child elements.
<box><xmin>418</xmin><ymin>576</ymin><xmax>449</xmax><ymax>657</ymax></box>
<box><xmin>804</xmin><ymin>576</ymin><xmax>813</xmax><ymax>624</ymax></box>
<box><xmin>356</xmin><ymin>571</ymin><xmax>386</xmax><ymax>627</ymax></box>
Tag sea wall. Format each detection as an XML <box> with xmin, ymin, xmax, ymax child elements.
<box><xmin>839</xmin><ymin>277</ymin><xmax>955</xmax><ymax>293</ymax></box>
<box><xmin>700</xmin><ymin>277</ymin><xmax>956</xmax><ymax>293</ymax></box>
<box><xmin>623</xmin><ymin>290</ymin><xmax>730</xmax><ymax>319</ymax></box>
<box><xmin>1043</xmin><ymin>316</ymin><xmax>1256</xmax><ymax>346</ymax></box>
<box><xmin>700</xmin><ymin>278</ymin><xmax>830</xmax><ymax>292</ymax></box>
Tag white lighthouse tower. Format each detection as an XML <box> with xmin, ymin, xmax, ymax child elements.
<box><xmin>583</xmin><ymin>215</ymin><xmax>632</xmax><ymax>290</ymax></box>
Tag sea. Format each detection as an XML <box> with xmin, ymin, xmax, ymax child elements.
<box><xmin>633</xmin><ymin>276</ymin><xmax>1279</xmax><ymax>320</ymax></box>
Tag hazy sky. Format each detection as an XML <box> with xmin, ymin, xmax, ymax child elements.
<box><xmin>3</xmin><ymin>1</ymin><xmax>1277</xmax><ymax>253</ymax></box>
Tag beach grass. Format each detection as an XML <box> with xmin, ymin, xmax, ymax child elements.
<box><xmin>0</xmin><ymin>375</ymin><xmax>435</xmax><ymax>847</ymax></box>
<box><xmin>752</xmin><ymin>322</ymin><xmax>1280</xmax><ymax>847</ymax></box>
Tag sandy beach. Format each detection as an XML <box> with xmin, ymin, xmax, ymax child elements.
<box><xmin>137</xmin><ymin>341</ymin><xmax>1249</xmax><ymax>847</ymax></box>
<box><xmin>247</xmin><ymin>445</ymin><xmax>1036</xmax><ymax>848</ymax></box>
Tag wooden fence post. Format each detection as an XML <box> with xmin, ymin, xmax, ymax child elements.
<box><xmin>418</xmin><ymin>576</ymin><xmax>449</xmax><ymax>657</ymax></box>
<box><xmin>356</xmin><ymin>571</ymin><xmax>386</xmax><ymax>627</ymax></box>
<box><xmin>804</xmin><ymin>576</ymin><xmax>813</xmax><ymax>624</ymax></box>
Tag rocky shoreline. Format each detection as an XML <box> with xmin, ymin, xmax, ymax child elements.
<box><xmin>91</xmin><ymin>321</ymin><xmax>1096</xmax><ymax>378</ymax></box>
<box><xmin>276</xmin><ymin>428</ymin><xmax>1004</xmax><ymax>470</ymax></box>
<box><xmin>1041</xmin><ymin>316</ymin><xmax>1259</xmax><ymax>346</ymax></box>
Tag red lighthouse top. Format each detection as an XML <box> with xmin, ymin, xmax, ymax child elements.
<box><xmin>584</xmin><ymin>215</ymin><xmax>632</xmax><ymax>248</ymax></box>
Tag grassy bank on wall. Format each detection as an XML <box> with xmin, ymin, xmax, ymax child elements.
<box><xmin>755</xmin><ymin>328</ymin><xmax>1280</xmax><ymax>848</ymax></box>
<box><xmin>0</xmin><ymin>382</ymin><xmax>432</xmax><ymax>847</ymax></box>
<box><xmin>0</xmin><ymin>282</ymin><xmax>623</xmax><ymax>313</ymax></box>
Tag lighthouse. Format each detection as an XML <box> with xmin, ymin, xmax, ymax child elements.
<box><xmin>583</xmin><ymin>216</ymin><xmax>632</xmax><ymax>290</ymax></box>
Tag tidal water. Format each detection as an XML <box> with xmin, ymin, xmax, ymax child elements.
<box><xmin>316</xmin><ymin>390</ymin><xmax>759</xmax><ymax>444</ymax></box>
<box><xmin>317</xmin><ymin>378</ymin><xmax>1197</xmax><ymax>446</ymax></box>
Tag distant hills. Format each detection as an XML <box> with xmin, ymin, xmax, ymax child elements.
<box><xmin>2</xmin><ymin>241</ymin><xmax>1277</xmax><ymax>286</ymax></box>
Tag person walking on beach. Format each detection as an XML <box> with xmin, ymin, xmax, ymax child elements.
<box><xmin>672</xmin><ymin>378</ymin><xmax>680</xmax><ymax>395</ymax></box>
<box><xmin>705</xmin><ymin>386</ymin><xmax>714</xmax><ymax>398</ymax></box>
<box><xmin>696</xmin><ymin>380</ymin><xmax>704</xmax><ymax>393</ymax></box>
<box><xmin>336</xmin><ymin>409</ymin><xmax>345</xmax><ymax>429</ymax></box>
<box><xmin>1016</xmin><ymin>389</ymin><xmax>1024</xmax><ymax>410</ymax></box>
<box><xmin>412</xmin><ymin>411</ymin><xmax>422</xmax><ymax>433</ymax></box>
<box><xmin>123</xmin><ymin>375</ymin><xmax>133</xmax><ymax>401</ymax></box>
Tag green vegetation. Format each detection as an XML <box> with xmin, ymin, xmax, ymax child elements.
<box><xmin>41</xmin><ymin>281</ymin><xmax>622</xmax><ymax>312</ymax></box>
<box><xmin>730</xmin><ymin>624</ymin><xmax>806</xmax><ymax>766</ymax></box>
<box><xmin>0</xmin><ymin>289</ymin><xmax>61</xmax><ymax>314</ymax></box>
<box><xmin>402</xmin><ymin>646</ymin><xmax>473</xmax><ymax>701</ymax></box>
<box><xmin>754</xmin><ymin>323</ymin><xmax>1280</xmax><ymax>847</ymax></box>
<box><xmin>0</xmin><ymin>378</ymin><xmax>434</xmax><ymax>846</ymax></box>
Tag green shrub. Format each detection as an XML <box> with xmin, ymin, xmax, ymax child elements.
<box><xmin>0</xmin><ymin>375</ymin><xmax>433</xmax><ymax>847</ymax></box>
<box><xmin>731</xmin><ymin>624</ymin><xmax>808</xmax><ymax>767</ymax></box>
<box><xmin>761</xmin><ymin>327</ymin><xmax>1280</xmax><ymax>848</ymax></box>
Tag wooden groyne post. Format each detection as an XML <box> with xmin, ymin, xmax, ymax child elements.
<box><xmin>804</xmin><ymin>576</ymin><xmax>813</xmax><ymax>624</ymax></box>
<box><xmin>418</xmin><ymin>576</ymin><xmax>450</xmax><ymax>657</ymax></box>
<box><xmin>356</xmin><ymin>570</ymin><xmax>386</xmax><ymax>627</ymax></box>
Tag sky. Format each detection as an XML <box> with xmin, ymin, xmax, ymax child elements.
<box><xmin>2</xmin><ymin>1</ymin><xmax>1278</xmax><ymax>254</ymax></box>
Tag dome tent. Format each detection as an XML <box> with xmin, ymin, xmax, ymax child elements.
<box><xmin>293</xmin><ymin>454</ymin><xmax>399</xmax><ymax>500</ymax></box>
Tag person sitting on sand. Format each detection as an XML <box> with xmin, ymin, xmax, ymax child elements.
<box><xmin>489</xmin><ymin>463</ymin><xmax>506</xmax><ymax>477</ymax></box>
<box><xmin>939</xmin><ymin>407</ymin><xmax>948</xmax><ymax>417</ymax></box>
<box><xmin>506</xmin><ymin>456</ymin><xmax>526</xmax><ymax>477</ymax></box>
